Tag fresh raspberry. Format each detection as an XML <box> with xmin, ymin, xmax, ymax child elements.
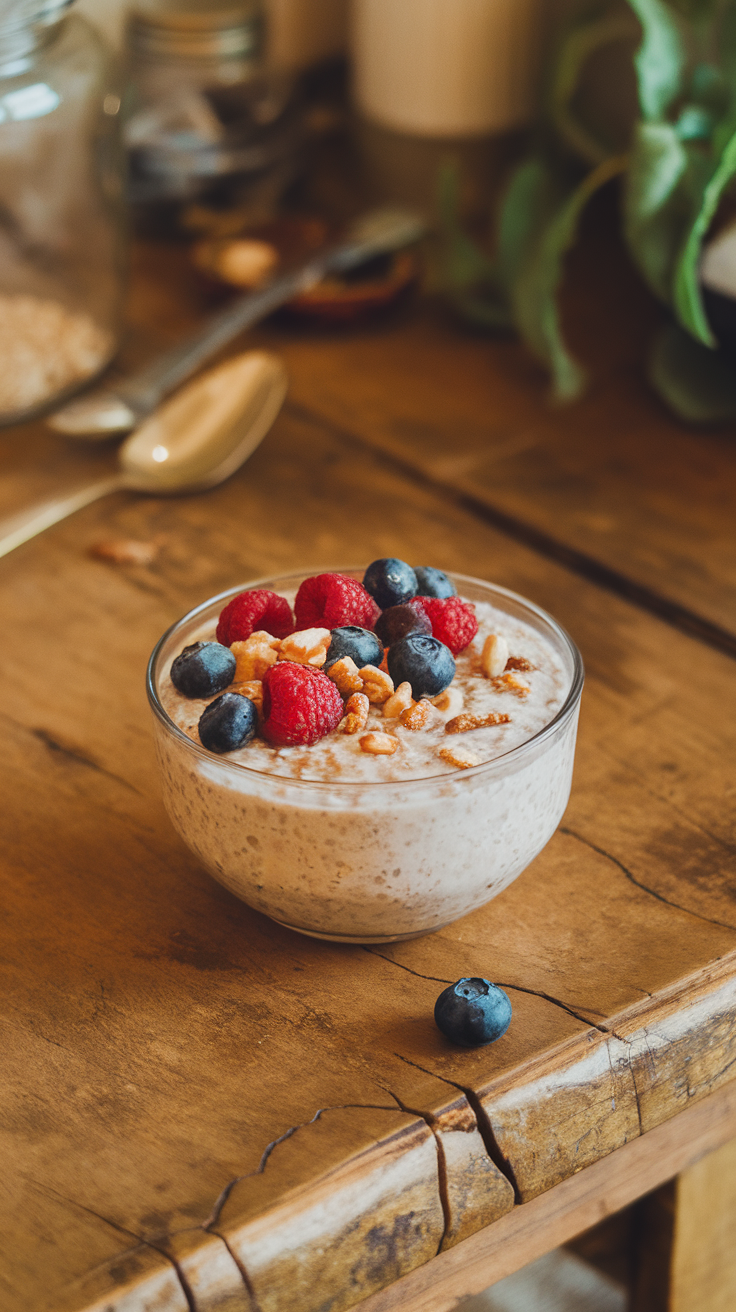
<box><xmin>294</xmin><ymin>573</ymin><xmax>380</xmax><ymax>631</ymax></box>
<box><xmin>216</xmin><ymin>589</ymin><xmax>294</xmax><ymax>645</ymax></box>
<box><xmin>413</xmin><ymin>596</ymin><xmax>478</xmax><ymax>655</ymax></box>
<box><xmin>261</xmin><ymin>661</ymin><xmax>344</xmax><ymax>746</ymax></box>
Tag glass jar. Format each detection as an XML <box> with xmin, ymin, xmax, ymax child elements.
<box><xmin>125</xmin><ymin>0</ymin><xmax>303</xmax><ymax>230</ymax></box>
<box><xmin>0</xmin><ymin>1</ymin><xmax>125</xmax><ymax>425</ymax></box>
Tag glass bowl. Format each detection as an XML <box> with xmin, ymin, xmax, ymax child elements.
<box><xmin>147</xmin><ymin>570</ymin><xmax>584</xmax><ymax>943</ymax></box>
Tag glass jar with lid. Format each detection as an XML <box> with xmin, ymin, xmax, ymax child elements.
<box><xmin>0</xmin><ymin>0</ymin><xmax>125</xmax><ymax>426</ymax></box>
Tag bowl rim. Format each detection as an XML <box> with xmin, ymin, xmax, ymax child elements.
<box><xmin>146</xmin><ymin>568</ymin><xmax>585</xmax><ymax>791</ymax></box>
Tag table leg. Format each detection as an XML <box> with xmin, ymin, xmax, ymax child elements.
<box><xmin>632</xmin><ymin>1136</ymin><xmax>736</xmax><ymax>1312</ymax></box>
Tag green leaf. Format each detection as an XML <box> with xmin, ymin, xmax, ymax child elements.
<box><xmin>673</xmin><ymin>124</ymin><xmax>736</xmax><ymax>344</ymax></box>
<box><xmin>548</xmin><ymin>7</ymin><xmax>641</xmax><ymax>165</ymax></box>
<box><xmin>496</xmin><ymin>158</ymin><xmax>559</xmax><ymax>289</ymax></box>
<box><xmin>623</xmin><ymin>121</ymin><xmax>689</xmax><ymax>300</ymax></box>
<box><xmin>626</xmin><ymin>0</ymin><xmax>687</xmax><ymax>120</ymax></box>
<box><xmin>500</xmin><ymin>154</ymin><xmax>628</xmax><ymax>401</ymax></box>
<box><xmin>435</xmin><ymin>161</ymin><xmax>511</xmax><ymax>328</ymax></box>
<box><xmin>436</xmin><ymin>162</ymin><xmax>496</xmax><ymax>292</ymax></box>
<box><xmin>648</xmin><ymin>319</ymin><xmax>736</xmax><ymax>420</ymax></box>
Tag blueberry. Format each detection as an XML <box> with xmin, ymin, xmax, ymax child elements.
<box><xmin>325</xmin><ymin>625</ymin><xmax>383</xmax><ymax>669</ymax></box>
<box><xmin>363</xmin><ymin>558</ymin><xmax>418</xmax><ymax>609</ymax></box>
<box><xmin>414</xmin><ymin>566</ymin><xmax>457</xmax><ymax>599</ymax></box>
<box><xmin>198</xmin><ymin>692</ymin><xmax>258</xmax><ymax>753</ymax></box>
<box><xmin>387</xmin><ymin>634</ymin><xmax>455</xmax><ymax>698</ymax></box>
<box><xmin>375</xmin><ymin>602</ymin><xmax>431</xmax><ymax>646</ymax></box>
<box><xmin>434</xmin><ymin>978</ymin><xmax>512</xmax><ymax>1047</ymax></box>
<box><xmin>171</xmin><ymin>642</ymin><xmax>236</xmax><ymax>699</ymax></box>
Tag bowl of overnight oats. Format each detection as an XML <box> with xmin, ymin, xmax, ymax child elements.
<box><xmin>147</xmin><ymin>562</ymin><xmax>584</xmax><ymax>943</ymax></box>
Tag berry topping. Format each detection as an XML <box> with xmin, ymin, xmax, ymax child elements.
<box><xmin>374</xmin><ymin>600</ymin><xmax>431</xmax><ymax>646</ymax></box>
<box><xmin>363</xmin><ymin>558</ymin><xmax>417</xmax><ymax>609</ymax></box>
<box><xmin>198</xmin><ymin>692</ymin><xmax>258</xmax><ymax>754</ymax></box>
<box><xmin>414</xmin><ymin>566</ymin><xmax>457</xmax><ymax>599</ymax></box>
<box><xmin>261</xmin><ymin>661</ymin><xmax>344</xmax><ymax>747</ymax></box>
<box><xmin>171</xmin><ymin>642</ymin><xmax>236</xmax><ymax>699</ymax></box>
<box><xmin>325</xmin><ymin>625</ymin><xmax>383</xmax><ymax>670</ymax></box>
<box><xmin>413</xmin><ymin>596</ymin><xmax>478</xmax><ymax>655</ymax></box>
<box><xmin>387</xmin><ymin>634</ymin><xmax>455</xmax><ymax>699</ymax></box>
<box><xmin>434</xmin><ymin>978</ymin><xmax>512</xmax><ymax>1047</ymax></box>
<box><xmin>294</xmin><ymin>573</ymin><xmax>379</xmax><ymax>630</ymax></box>
<box><xmin>216</xmin><ymin>589</ymin><xmax>294</xmax><ymax>645</ymax></box>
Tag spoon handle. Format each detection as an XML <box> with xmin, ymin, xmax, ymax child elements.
<box><xmin>0</xmin><ymin>477</ymin><xmax>122</xmax><ymax>560</ymax></box>
<box><xmin>49</xmin><ymin>207</ymin><xmax>425</xmax><ymax>436</ymax></box>
<box><xmin>117</xmin><ymin>262</ymin><xmax>326</xmax><ymax>419</ymax></box>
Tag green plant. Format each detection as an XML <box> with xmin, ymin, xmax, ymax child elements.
<box><xmin>442</xmin><ymin>0</ymin><xmax>736</xmax><ymax>420</ymax></box>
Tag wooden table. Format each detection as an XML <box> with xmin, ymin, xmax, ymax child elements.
<box><xmin>2</xmin><ymin>213</ymin><xmax>736</xmax><ymax>1312</ymax></box>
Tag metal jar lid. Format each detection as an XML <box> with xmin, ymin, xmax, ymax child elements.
<box><xmin>128</xmin><ymin>0</ymin><xmax>263</xmax><ymax>63</ymax></box>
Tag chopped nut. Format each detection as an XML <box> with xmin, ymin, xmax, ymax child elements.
<box><xmin>89</xmin><ymin>538</ymin><xmax>157</xmax><ymax>565</ymax></box>
<box><xmin>328</xmin><ymin>655</ymin><xmax>363</xmax><ymax>697</ymax></box>
<box><xmin>432</xmin><ymin>686</ymin><xmax>464</xmax><ymax>717</ymax></box>
<box><xmin>278</xmin><ymin>627</ymin><xmax>331</xmax><ymax>667</ymax></box>
<box><xmin>359</xmin><ymin>664</ymin><xmax>394</xmax><ymax>705</ymax></box>
<box><xmin>230</xmin><ymin>631</ymin><xmax>280</xmax><ymax>682</ymax></box>
<box><xmin>481</xmin><ymin>633</ymin><xmax>509</xmax><ymax>679</ymax></box>
<box><xmin>379</xmin><ymin>649</ymin><xmax>390</xmax><ymax>673</ymax></box>
<box><xmin>383</xmin><ymin>681</ymin><xmax>414</xmax><ymax>718</ymax></box>
<box><xmin>359</xmin><ymin>732</ymin><xmax>399</xmax><ymax>755</ymax></box>
<box><xmin>231</xmin><ymin>680</ymin><xmax>263</xmax><ymax>714</ymax></box>
<box><xmin>489</xmin><ymin>672</ymin><xmax>530</xmax><ymax>699</ymax></box>
<box><xmin>341</xmin><ymin>692</ymin><xmax>369</xmax><ymax>734</ymax></box>
<box><xmin>506</xmin><ymin>655</ymin><xmax>533</xmax><ymax>672</ymax></box>
<box><xmin>445</xmin><ymin>712</ymin><xmax>511</xmax><ymax>734</ymax></box>
<box><xmin>439</xmin><ymin>745</ymin><xmax>481</xmax><ymax>770</ymax></box>
<box><xmin>400</xmin><ymin>699</ymin><xmax>436</xmax><ymax>730</ymax></box>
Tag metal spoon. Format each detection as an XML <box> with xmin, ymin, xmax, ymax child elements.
<box><xmin>49</xmin><ymin>206</ymin><xmax>425</xmax><ymax>438</ymax></box>
<box><xmin>0</xmin><ymin>350</ymin><xmax>287</xmax><ymax>560</ymax></box>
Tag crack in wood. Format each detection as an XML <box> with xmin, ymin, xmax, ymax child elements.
<box><xmin>284</xmin><ymin>400</ymin><xmax>736</xmax><ymax>663</ymax></box>
<box><xmin>202</xmin><ymin>1100</ymin><xmax>438</xmax><ymax>1312</ymax></box>
<box><xmin>26</xmin><ymin>1182</ymin><xmax>198</xmax><ymax>1312</ymax></box>
<box><xmin>30</xmin><ymin>727</ymin><xmax>143</xmax><ymax>795</ymax></box>
<box><xmin>560</xmin><ymin>826</ymin><xmax>736</xmax><ymax>931</ymax></box>
<box><xmin>202</xmin><ymin>1103</ymin><xmax>398</xmax><ymax>1232</ymax></box>
<box><xmin>208</xmin><ymin>1228</ymin><xmax>261</xmax><ymax>1312</ymax></box>
<box><xmin>362</xmin><ymin>946</ymin><xmax>452</xmax><ymax>985</ymax></box>
<box><xmin>383</xmin><ymin>1089</ymin><xmax>451</xmax><ymax>1256</ymax></box>
<box><xmin>364</xmin><ymin>946</ymin><xmax>610</xmax><ymax>1033</ymax></box>
<box><xmin>0</xmin><ymin>712</ymin><xmax>146</xmax><ymax>797</ymax></box>
<box><xmin>392</xmin><ymin>1053</ymin><xmax>522</xmax><ymax>1204</ymax></box>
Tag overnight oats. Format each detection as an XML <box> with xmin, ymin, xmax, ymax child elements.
<box><xmin>148</xmin><ymin>564</ymin><xmax>584</xmax><ymax>942</ymax></box>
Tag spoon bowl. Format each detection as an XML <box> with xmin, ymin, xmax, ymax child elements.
<box><xmin>0</xmin><ymin>350</ymin><xmax>288</xmax><ymax>560</ymax></box>
<box><xmin>120</xmin><ymin>351</ymin><xmax>287</xmax><ymax>493</ymax></box>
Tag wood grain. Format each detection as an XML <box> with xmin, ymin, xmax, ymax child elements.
<box><xmin>1</xmin><ymin>236</ymin><xmax>736</xmax><ymax>1310</ymax></box>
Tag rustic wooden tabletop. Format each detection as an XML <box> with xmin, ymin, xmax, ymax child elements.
<box><xmin>2</xmin><ymin>210</ymin><xmax>736</xmax><ymax>1312</ymax></box>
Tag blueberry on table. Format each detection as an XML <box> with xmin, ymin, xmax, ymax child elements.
<box><xmin>198</xmin><ymin>692</ymin><xmax>258</xmax><ymax>753</ymax></box>
<box><xmin>363</xmin><ymin>558</ymin><xmax>418</xmax><ymax>609</ymax></box>
<box><xmin>414</xmin><ymin>566</ymin><xmax>457</xmax><ymax>599</ymax></box>
<box><xmin>325</xmin><ymin>625</ymin><xmax>383</xmax><ymax>670</ymax></box>
<box><xmin>171</xmin><ymin>642</ymin><xmax>236</xmax><ymax>698</ymax></box>
<box><xmin>387</xmin><ymin>634</ymin><xmax>455</xmax><ymax>698</ymax></box>
<box><xmin>374</xmin><ymin>601</ymin><xmax>432</xmax><ymax>646</ymax></box>
<box><xmin>434</xmin><ymin>978</ymin><xmax>512</xmax><ymax>1047</ymax></box>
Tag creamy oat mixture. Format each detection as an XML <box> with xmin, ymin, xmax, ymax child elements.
<box><xmin>160</xmin><ymin>597</ymin><xmax>570</xmax><ymax>783</ymax></box>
